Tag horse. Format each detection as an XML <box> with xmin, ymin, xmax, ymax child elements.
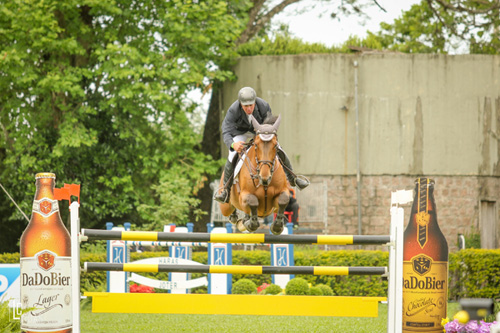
<box><xmin>218</xmin><ymin>115</ymin><xmax>290</xmax><ymax>235</ymax></box>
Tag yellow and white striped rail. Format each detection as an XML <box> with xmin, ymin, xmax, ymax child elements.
<box><xmin>81</xmin><ymin>229</ymin><xmax>391</xmax><ymax>245</ymax></box>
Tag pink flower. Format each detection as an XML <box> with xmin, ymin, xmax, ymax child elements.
<box><xmin>444</xmin><ymin>319</ymin><xmax>497</xmax><ymax>333</ymax></box>
<box><xmin>464</xmin><ymin>321</ymin><xmax>480</xmax><ymax>332</ymax></box>
<box><xmin>257</xmin><ymin>283</ymin><xmax>270</xmax><ymax>294</ymax></box>
<box><xmin>130</xmin><ymin>283</ymin><xmax>155</xmax><ymax>293</ymax></box>
<box><xmin>444</xmin><ymin>319</ymin><xmax>465</xmax><ymax>333</ymax></box>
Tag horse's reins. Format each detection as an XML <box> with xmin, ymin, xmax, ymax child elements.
<box><xmin>238</xmin><ymin>141</ymin><xmax>297</xmax><ymax>186</ymax></box>
<box><xmin>239</xmin><ymin>140</ymin><xmax>281</xmax><ymax>213</ymax></box>
<box><xmin>253</xmin><ymin>143</ymin><xmax>277</xmax><ymax>183</ymax></box>
<box><xmin>276</xmin><ymin>154</ymin><xmax>298</xmax><ymax>179</ymax></box>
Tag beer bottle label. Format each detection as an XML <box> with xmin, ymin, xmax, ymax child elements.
<box><xmin>20</xmin><ymin>250</ymin><xmax>72</xmax><ymax>331</ymax></box>
<box><xmin>32</xmin><ymin>198</ymin><xmax>60</xmax><ymax>218</ymax></box>
<box><xmin>402</xmin><ymin>255</ymin><xmax>447</xmax><ymax>332</ymax></box>
<box><xmin>416</xmin><ymin>178</ymin><xmax>429</xmax><ymax>248</ymax></box>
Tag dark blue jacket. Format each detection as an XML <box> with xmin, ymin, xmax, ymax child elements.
<box><xmin>221</xmin><ymin>97</ymin><xmax>272</xmax><ymax>150</ymax></box>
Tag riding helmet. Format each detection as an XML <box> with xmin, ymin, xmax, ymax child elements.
<box><xmin>238</xmin><ymin>87</ymin><xmax>256</xmax><ymax>106</ymax></box>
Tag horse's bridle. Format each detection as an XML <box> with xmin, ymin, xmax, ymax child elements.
<box><xmin>241</xmin><ymin>115</ymin><xmax>283</xmax><ymax>214</ymax></box>
<box><xmin>238</xmin><ymin>140</ymin><xmax>278</xmax><ymax>214</ymax></box>
<box><xmin>253</xmin><ymin>142</ymin><xmax>278</xmax><ymax>187</ymax></box>
<box><xmin>240</xmin><ymin>138</ymin><xmax>279</xmax><ymax>188</ymax></box>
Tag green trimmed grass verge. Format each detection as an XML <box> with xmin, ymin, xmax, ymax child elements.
<box><xmin>80</xmin><ymin>302</ymin><xmax>461</xmax><ymax>332</ymax></box>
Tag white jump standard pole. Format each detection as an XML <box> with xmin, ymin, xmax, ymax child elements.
<box><xmin>387</xmin><ymin>190</ymin><xmax>412</xmax><ymax>333</ymax></box>
<box><xmin>70</xmin><ymin>201</ymin><xmax>81</xmax><ymax>333</ymax></box>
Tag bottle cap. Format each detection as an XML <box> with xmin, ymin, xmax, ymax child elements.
<box><xmin>35</xmin><ymin>173</ymin><xmax>56</xmax><ymax>179</ymax></box>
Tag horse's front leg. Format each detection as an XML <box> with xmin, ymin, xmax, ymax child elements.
<box><xmin>228</xmin><ymin>211</ymin><xmax>238</xmax><ymax>224</ymax></box>
<box><xmin>271</xmin><ymin>191</ymin><xmax>290</xmax><ymax>235</ymax></box>
<box><xmin>237</xmin><ymin>193</ymin><xmax>260</xmax><ymax>232</ymax></box>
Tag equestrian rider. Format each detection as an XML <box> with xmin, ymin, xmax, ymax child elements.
<box><xmin>214</xmin><ymin>87</ymin><xmax>310</xmax><ymax>203</ymax></box>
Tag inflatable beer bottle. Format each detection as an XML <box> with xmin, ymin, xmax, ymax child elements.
<box><xmin>20</xmin><ymin>173</ymin><xmax>72</xmax><ymax>332</ymax></box>
<box><xmin>403</xmin><ymin>178</ymin><xmax>448</xmax><ymax>332</ymax></box>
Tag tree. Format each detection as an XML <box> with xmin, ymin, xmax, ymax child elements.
<box><xmin>363</xmin><ymin>0</ymin><xmax>500</xmax><ymax>54</ymax></box>
<box><xmin>428</xmin><ymin>0</ymin><xmax>500</xmax><ymax>54</ymax></box>
<box><xmin>0</xmin><ymin>0</ymin><xmax>243</xmax><ymax>252</ymax></box>
<box><xmin>371</xmin><ymin>2</ymin><xmax>448</xmax><ymax>53</ymax></box>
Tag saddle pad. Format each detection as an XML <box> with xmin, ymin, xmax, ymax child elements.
<box><xmin>233</xmin><ymin>153</ymin><xmax>247</xmax><ymax>182</ymax></box>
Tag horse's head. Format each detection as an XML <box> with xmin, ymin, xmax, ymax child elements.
<box><xmin>250</xmin><ymin>115</ymin><xmax>281</xmax><ymax>187</ymax></box>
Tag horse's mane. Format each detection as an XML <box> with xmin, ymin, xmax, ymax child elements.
<box><xmin>263</xmin><ymin>115</ymin><xmax>279</xmax><ymax>125</ymax></box>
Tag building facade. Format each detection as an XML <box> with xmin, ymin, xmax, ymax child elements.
<box><xmin>220</xmin><ymin>53</ymin><xmax>500</xmax><ymax>251</ymax></box>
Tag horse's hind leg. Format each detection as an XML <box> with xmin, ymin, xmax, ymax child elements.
<box><xmin>243</xmin><ymin>194</ymin><xmax>259</xmax><ymax>232</ymax></box>
<box><xmin>271</xmin><ymin>191</ymin><xmax>290</xmax><ymax>235</ymax></box>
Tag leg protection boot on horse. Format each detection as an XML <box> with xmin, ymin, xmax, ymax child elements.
<box><xmin>214</xmin><ymin>155</ymin><xmax>238</xmax><ymax>203</ymax></box>
<box><xmin>277</xmin><ymin>148</ymin><xmax>310</xmax><ymax>190</ymax></box>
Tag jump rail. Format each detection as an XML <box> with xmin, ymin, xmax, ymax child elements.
<box><xmin>84</xmin><ymin>293</ymin><xmax>387</xmax><ymax>318</ymax></box>
<box><xmin>130</xmin><ymin>241</ymin><xmax>208</xmax><ymax>247</ymax></box>
<box><xmin>84</xmin><ymin>262</ymin><xmax>387</xmax><ymax>276</ymax></box>
<box><xmin>129</xmin><ymin>241</ymin><xmax>251</xmax><ymax>247</ymax></box>
<box><xmin>73</xmin><ymin>189</ymin><xmax>412</xmax><ymax>333</ymax></box>
<box><xmin>81</xmin><ymin>229</ymin><xmax>391</xmax><ymax>245</ymax></box>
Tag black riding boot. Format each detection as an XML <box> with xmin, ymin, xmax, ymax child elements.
<box><xmin>214</xmin><ymin>156</ymin><xmax>237</xmax><ymax>203</ymax></box>
<box><xmin>277</xmin><ymin>148</ymin><xmax>310</xmax><ymax>190</ymax></box>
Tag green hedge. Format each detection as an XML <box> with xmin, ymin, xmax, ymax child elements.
<box><xmin>293</xmin><ymin>249</ymin><xmax>389</xmax><ymax>297</ymax></box>
<box><xmin>2</xmin><ymin>249</ymin><xmax>500</xmax><ymax>299</ymax></box>
<box><xmin>0</xmin><ymin>252</ymin><xmax>19</xmax><ymax>263</ymax></box>
<box><xmin>448</xmin><ymin>249</ymin><xmax>500</xmax><ymax>300</ymax></box>
<box><xmin>79</xmin><ymin>253</ymin><xmax>107</xmax><ymax>292</ymax></box>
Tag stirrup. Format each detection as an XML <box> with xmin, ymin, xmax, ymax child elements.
<box><xmin>294</xmin><ymin>175</ymin><xmax>310</xmax><ymax>190</ymax></box>
<box><xmin>214</xmin><ymin>188</ymin><xmax>229</xmax><ymax>203</ymax></box>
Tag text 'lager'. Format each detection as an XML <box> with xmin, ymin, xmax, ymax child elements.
<box><xmin>403</xmin><ymin>178</ymin><xmax>448</xmax><ymax>332</ymax></box>
<box><xmin>20</xmin><ymin>173</ymin><xmax>72</xmax><ymax>333</ymax></box>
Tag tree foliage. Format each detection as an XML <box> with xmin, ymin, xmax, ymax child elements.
<box><xmin>0</xmin><ymin>0</ymin><xmax>243</xmax><ymax>251</ymax></box>
<box><xmin>374</xmin><ymin>2</ymin><xmax>448</xmax><ymax>53</ymax></box>
<box><xmin>237</xmin><ymin>30</ymin><xmax>339</xmax><ymax>56</ymax></box>
<box><xmin>359</xmin><ymin>0</ymin><xmax>500</xmax><ymax>54</ymax></box>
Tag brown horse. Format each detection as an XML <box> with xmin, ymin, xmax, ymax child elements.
<box><xmin>218</xmin><ymin>115</ymin><xmax>290</xmax><ymax>235</ymax></box>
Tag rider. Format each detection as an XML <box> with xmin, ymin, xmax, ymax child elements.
<box><xmin>214</xmin><ymin>87</ymin><xmax>309</xmax><ymax>203</ymax></box>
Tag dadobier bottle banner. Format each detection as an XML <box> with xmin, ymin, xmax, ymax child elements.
<box><xmin>20</xmin><ymin>173</ymin><xmax>72</xmax><ymax>332</ymax></box>
<box><xmin>402</xmin><ymin>178</ymin><xmax>448</xmax><ymax>333</ymax></box>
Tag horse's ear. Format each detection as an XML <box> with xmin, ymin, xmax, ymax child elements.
<box><xmin>250</xmin><ymin>115</ymin><xmax>262</xmax><ymax>132</ymax></box>
<box><xmin>271</xmin><ymin>114</ymin><xmax>281</xmax><ymax>132</ymax></box>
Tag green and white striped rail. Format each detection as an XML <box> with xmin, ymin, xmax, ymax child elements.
<box><xmin>84</xmin><ymin>262</ymin><xmax>387</xmax><ymax>276</ymax></box>
<box><xmin>81</xmin><ymin>229</ymin><xmax>391</xmax><ymax>246</ymax></box>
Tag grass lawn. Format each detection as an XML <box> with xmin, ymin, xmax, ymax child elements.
<box><xmin>80</xmin><ymin>302</ymin><xmax>461</xmax><ymax>332</ymax></box>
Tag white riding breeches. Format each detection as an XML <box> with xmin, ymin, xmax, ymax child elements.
<box><xmin>228</xmin><ymin>132</ymin><xmax>255</xmax><ymax>161</ymax></box>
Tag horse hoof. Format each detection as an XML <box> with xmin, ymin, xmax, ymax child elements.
<box><xmin>229</xmin><ymin>214</ymin><xmax>238</xmax><ymax>225</ymax></box>
<box><xmin>236</xmin><ymin>219</ymin><xmax>247</xmax><ymax>232</ymax></box>
<box><xmin>244</xmin><ymin>218</ymin><xmax>259</xmax><ymax>232</ymax></box>
<box><xmin>271</xmin><ymin>219</ymin><xmax>284</xmax><ymax>235</ymax></box>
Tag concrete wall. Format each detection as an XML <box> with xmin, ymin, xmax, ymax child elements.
<box><xmin>220</xmin><ymin>54</ymin><xmax>500</xmax><ymax>250</ymax></box>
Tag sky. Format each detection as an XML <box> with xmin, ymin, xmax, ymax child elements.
<box><xmin>274</xmin><ymin>0</ymin><xmax>421</xmax><ymax>47</ymax></box>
